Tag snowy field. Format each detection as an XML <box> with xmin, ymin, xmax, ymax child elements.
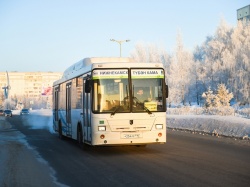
<box><xmin>11</xmin><ymin>109</ymin><xmax>250</xmax><ymax>140</ymax></box>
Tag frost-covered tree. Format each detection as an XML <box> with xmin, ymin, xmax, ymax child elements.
<box><xmin>202</xmin><ymin>84</ymin><xmax>233</xmax><ymax>108</ymax></box>
<box><xmin>194</xmin><ymin>18</ymin><xmax>250</xmax><ymax>105</ymax></box>
<box><xmin>216</xmin><ymin>84</ymin><xmax>233</xmax><ymax>107</ymax></box>
<box><xmin>202</xmin><ymin>87</ymin><xmax>215</xmax><ymax>108</ymax></box>
<box><xmin>230</xmin><ymin>20</ymin><xmax>250</xmax><ymax>104</ymax></box>
<box><xmin>130</xmin><ymin>43</ymin><xmax>148</xmax><ymax>63</ymax></box>
<box><xmin>193</xmin><ymin>45</ymin><xmax>207</xmax><ymax>105</ymax></box>
<box><xmin>130</xmin><ymin>42</ymin><xmax>167</xmax><ymax>64</ymax></box>
<box><xmin>130</xmin><ymin>17</ymin><xmax>250</xmax><ymax>106</ymax></box>
<box><xmin>168</xmin><ymin>32</ymin><xmax>196</xmax><ymax>105</ymax></box>
<box><xmin>195</xmin><ymin>18</ymin><xmax>233</xmax><ymax>90</ymax></box>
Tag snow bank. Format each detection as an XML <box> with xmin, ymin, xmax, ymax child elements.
<box><xmin>167</xmin><ymin>115</ymin><xmax>250</xmax><ymax>139</ymax></box>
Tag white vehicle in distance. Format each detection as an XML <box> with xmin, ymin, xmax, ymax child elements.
<box><xmin>4</xmin><ymin>109</ymin><xmax>12</xmax><ymax>117</ymax></box>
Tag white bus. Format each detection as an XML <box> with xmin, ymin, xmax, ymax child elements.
<box><xmin>53</xmin><ymin>57</ymin><xmax>168</xmax><ymax>147</ymax></box>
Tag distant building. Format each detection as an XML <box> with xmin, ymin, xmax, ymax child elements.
<box><xmin>0</xmin><ymin>72</ymin><xmax>62</xmax><ymax>109</ymax></box>
<box><xmin>237</xmin><ymin>5</ymin><xmax>250</xmax><ymax>22</ymax></box>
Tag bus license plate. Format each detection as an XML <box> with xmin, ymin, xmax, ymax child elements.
<box><xmin>121</xmin><ymin>133</ymin><xmax>142</xmax><ymax>139</ymax></box>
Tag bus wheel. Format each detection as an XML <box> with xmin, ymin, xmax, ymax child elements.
<box><xmin>77</xmin><ymin>125</ymin><xmax>84</xmax><ymax>148</ymax></box>
<box><xmin>58</xmin><ymin>122</ymin><xmax>64</xmax><ymax>140</ymax></box>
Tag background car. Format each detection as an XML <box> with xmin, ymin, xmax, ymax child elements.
<box><xmin>0</xmin><ymin>109</ymin><xmax>4</xmax><ymax>116</ymax></box>
<box><xmin>20</xmin><ymin>108</ymin><xmax>29</xmax><ymax>115</ymax></box>
<box><xmin>4</xmin><ymin>110</ymin><xmax>12</xmax><ymax>117</ymax></box>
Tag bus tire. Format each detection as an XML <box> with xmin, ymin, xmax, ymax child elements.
<box><xmin>77</xmin><ymin>124</ymin><xmax>84</xmax><ymax>148</ymax></box>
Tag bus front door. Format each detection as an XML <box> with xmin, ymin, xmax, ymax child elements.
<box><xmin>66</xmin><ymin>83</ymin><xmax>72</xmax><ymax>137</ymax></box>
<box><xmin>83</xmin><ymin>81</ymin><xmax>91</xmax><ymax>143</ymax></box>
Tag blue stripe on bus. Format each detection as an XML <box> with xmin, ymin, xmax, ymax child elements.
<box><xmin>58</xmin><ymin>110</ymin><xmax>67</xmax><ymax>133</ymax></box>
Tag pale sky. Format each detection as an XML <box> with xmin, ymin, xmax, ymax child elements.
<box><xmin>0</xmin><ymin>0</ymin><xmax>249</xmax><ymax>72</ymax></box>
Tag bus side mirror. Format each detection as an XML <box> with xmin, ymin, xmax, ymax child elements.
<box><xmin>166</xmin><ymin>85</ymin><xmax>169</xmax><ymax>98</ymax></box>
<box><xmin>85</xmin><ymin>79</ymin><xmax>92</xmax><ymax>93</ymax></box>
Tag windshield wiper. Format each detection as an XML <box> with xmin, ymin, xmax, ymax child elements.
<box><xmin>144</xmin><ymin>106</ymin><xmax>152</xmax><ymax>115</ymax></box>
<box><xmin>111</xmin><ymin>106</ymin><xmax>120</xmax><ymax>116</ymax></box>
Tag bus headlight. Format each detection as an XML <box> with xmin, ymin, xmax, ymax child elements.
<box><xmin>155</xmin><ymin>124</ymin><xmax>163</xmax><ymax>129</ymax></box>
<box><xmin>98</xmin><ymin>126</ymin><xmax>106</xmax><ymax>131</ymax></box>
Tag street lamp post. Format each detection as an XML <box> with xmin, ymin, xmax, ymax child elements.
<box><xmin>110</xmin><ymin>39</ymin><xmax>130</xmax><ymax>57</ymax></box>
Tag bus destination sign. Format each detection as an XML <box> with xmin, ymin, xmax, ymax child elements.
<box><xmin>131</xmin><ymin>69</ymin><xmax>164</xmax><ymax>78</ymax></box>
<box><xmin>93</xmin><ymin>69</ymin><xmax>128</xmax><ymax>79</ymax></box>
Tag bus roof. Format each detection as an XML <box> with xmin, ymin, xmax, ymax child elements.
<box><xmin>53</xmin><ymin>57</ymin><xmax>163</xmax><ymax>86</ymax></box>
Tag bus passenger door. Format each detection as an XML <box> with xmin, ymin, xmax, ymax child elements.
<box><xmin>53</xmin><ymin>86</ymin><xmax>59</xmax><ymax>131</ymax></box>
<box><xmin>83</xmin><ymin>79</ymin><xmax>91</xmax><ymax>143</ymax></box>
<box><xmin>66</xmin><ymin>83</ymin><xmax>72</xmax><ymax>137</ymax></box>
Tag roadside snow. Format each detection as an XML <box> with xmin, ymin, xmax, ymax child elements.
<box><xmin>167</xmin><ymin>114</ymin><xmax>250</xmax><ymax>139</ymax></box>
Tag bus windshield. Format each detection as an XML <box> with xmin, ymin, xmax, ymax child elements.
<box><xmin>92</xmin><ymin>68</ymin><xmax>165</xmax><ymax>113</ymax></box>
<box><xmin>131</xmin><ymin>78</ymin><xmax>164</xmax><ymax>112</ymax></box>
<box><xmin>92</xmin><ymin>69</ymin><xmax>130</xmax><ymax>113</ymax></box>
<box><xmin>131</xmin><ymin>69</ymin><xmax>165</xmax><ymax>113</ymax></box>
